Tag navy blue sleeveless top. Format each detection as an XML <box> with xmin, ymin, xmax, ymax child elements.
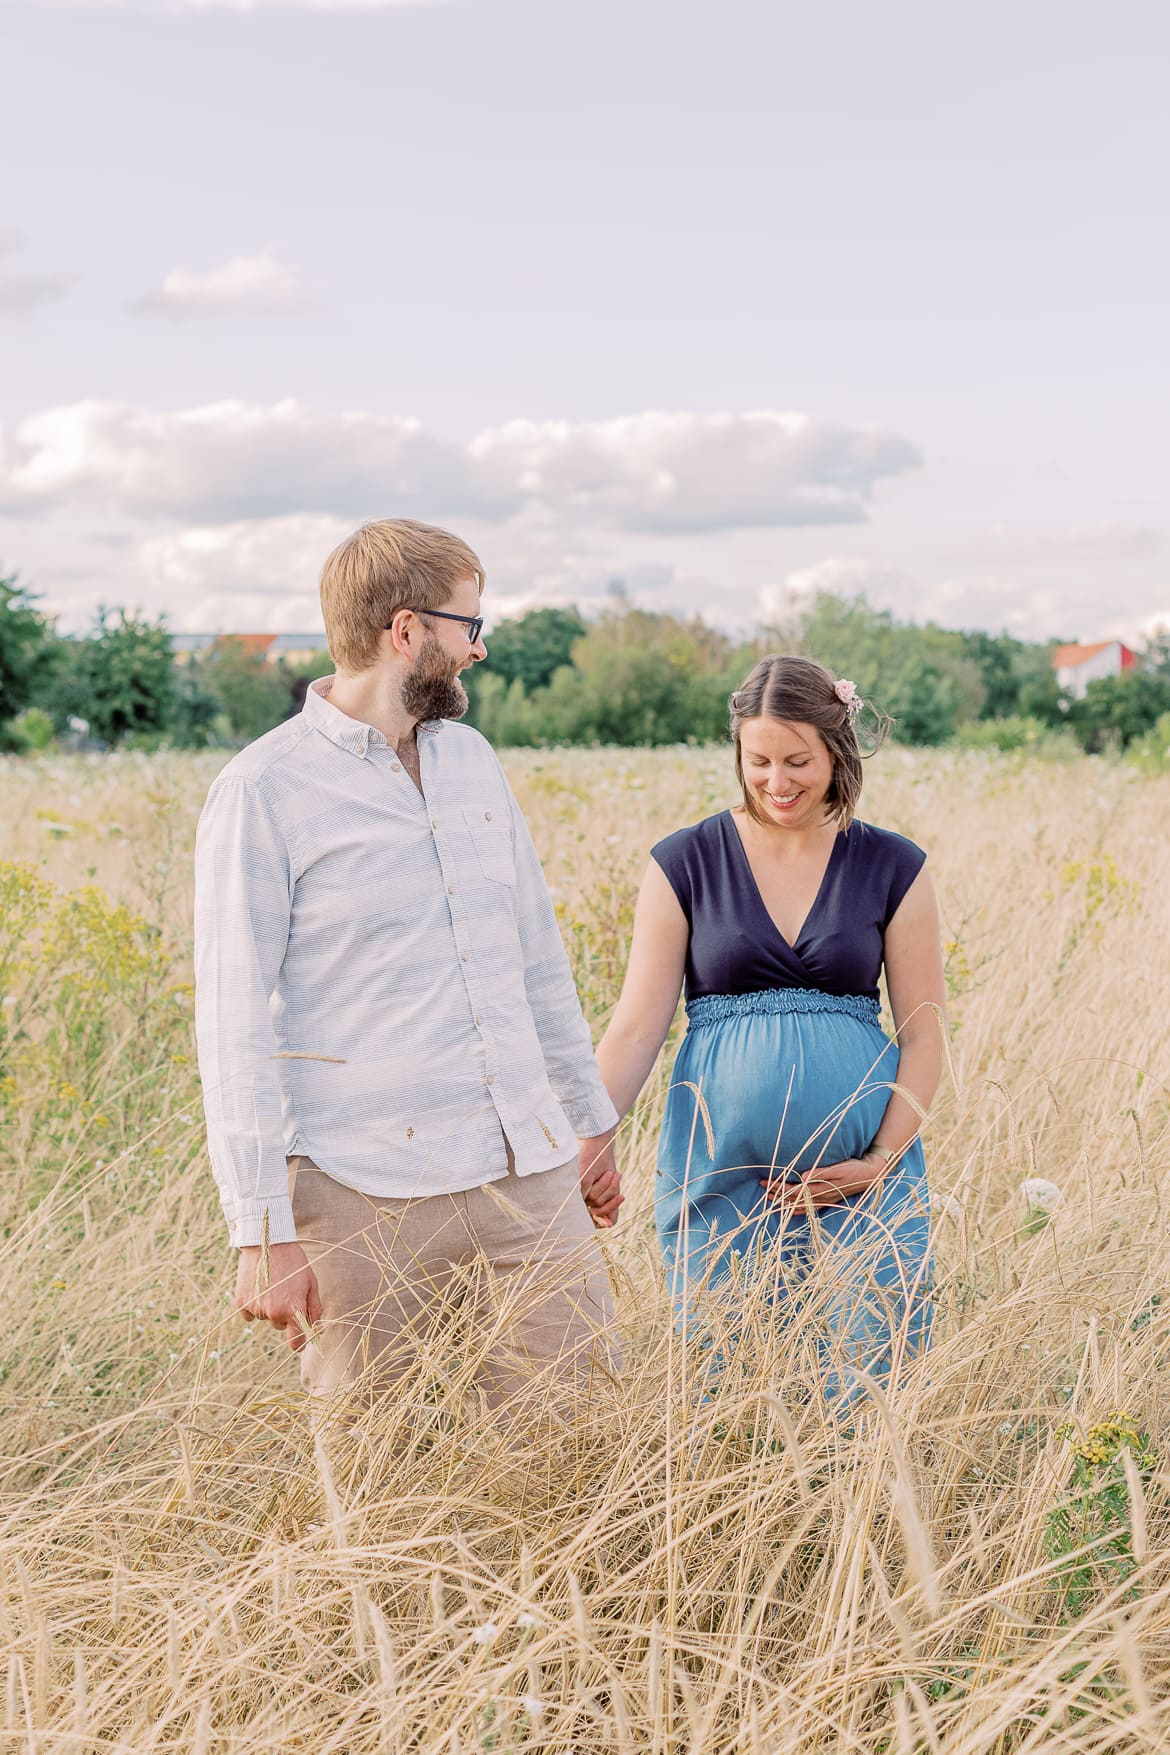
<box><xmin>651</xmin><ymin>811</ymin><xmax>926</xmax><ymax>1004</ymax></box>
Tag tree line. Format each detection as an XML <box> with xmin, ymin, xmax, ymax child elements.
<box><xmin>463</xmin><ymin>590</ymin><xmax>1170</xmax><ymax>759</ymax></box>
<box><xmin>3</xmin><ymin>570</ymin><xmax>1169</xmax><ymax>759</ymax></box>
<box><xmin>0</xmin><ymin>576</ymin><xmax>329</xmax><ymax>752</ymax></box>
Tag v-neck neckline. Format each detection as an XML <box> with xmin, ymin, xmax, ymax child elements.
<box><xmin>723</xmin><ymin>809</ymin><xmax>845</xmax><ymax>953</ymax></box>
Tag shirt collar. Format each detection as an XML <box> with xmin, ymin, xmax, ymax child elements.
<box><xmin>303</xmin><ymin>677</ymin><xmax>443</xmax><ymax>759</ymax></box>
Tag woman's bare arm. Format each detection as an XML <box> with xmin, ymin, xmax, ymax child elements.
<box><xmin>596</xmin><ymin>860</ymin><xmax>689</xmax><ymax>1120</ymax></box>
<box><xmin>868</xmin><ymin>865</ymin><xmax>947</xmax><ymax>1160</ymax></box>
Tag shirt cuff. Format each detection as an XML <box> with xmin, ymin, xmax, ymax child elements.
<box><xmin>227</xmin><ymin>1195</ymin><xmax>298</xmax><ymax>1250</ymax></box>
<box><xmin>559</xmin><ymin>1089</ymin><xmax>619</xmax><ymax>1139</ymax></box>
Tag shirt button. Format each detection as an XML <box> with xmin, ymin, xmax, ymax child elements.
<box><xmin>391</xmin><ymin>762</ymin><xmax>402</xmax><ymax>773</ymax></box>
<box><xmin>461</xmin><ymin>951</ymin><xmax>469</xmax><ymax>961</ymax></box>
<box><xmin>475</xmin><ymin>1015</ymin><xmax>482</xmax><ymax>1026</ymax></box>
<box><xmin>484</xmin><ymin>811</ymin><xmax>492</xmax><ymax>821</ymax></box>
<box><xmin>486</xmin><ymin>1075</ymin><xmax>494</xmax><ymax>1086</ymax></box>
<box><xmin>448</xmin><ymin>885</ymin><xmax>456</xmax><ymax>896</ymax></box>
<box><xmin>431</xmin><ymin>818</ymin><xmax>438</xmax><ymax>829</ymax></box>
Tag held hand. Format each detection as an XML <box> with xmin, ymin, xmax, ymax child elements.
<box><xmin>577</xmin><ymin>1132</ymin><xmax>624</xmax><ymax>1229</ymax></box>
<box><xmin>762</xmin><ymin>1156</ymin><xmax>888</xmax><ymax>1212</ymax></box>
<box><xmin>235</xmin><ymin>1241</ymin><xmax>323</xmax><ymax>1353</ymax></box>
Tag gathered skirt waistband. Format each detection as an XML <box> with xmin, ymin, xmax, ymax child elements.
<box><xmin>685</xmin><ymin>987</ymin><xmax>882</xmax><ymax>1030</ymax></box>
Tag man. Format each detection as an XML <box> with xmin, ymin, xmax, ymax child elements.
<box><xmin>194</xmin><ymin>519</ymin><xmax>621</xmax><ymax>1412</ymax></box>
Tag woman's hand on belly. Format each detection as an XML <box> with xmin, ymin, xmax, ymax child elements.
<box><xmin>762</xmin><ymin>1157</ymin><xmax>887</xmax><ymax>1211</ymax></box>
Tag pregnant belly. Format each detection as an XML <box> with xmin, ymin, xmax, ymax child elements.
<box><xmin>663</xmin><ymin>1009</ymin><xmax>898</xmax><ymax>1178</ymax></box>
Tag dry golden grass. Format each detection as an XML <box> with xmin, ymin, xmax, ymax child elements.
<box><xmin>2</xmin><ymin>741</ymin><xmax>1169</xmax><ymax>1752</ymax></box>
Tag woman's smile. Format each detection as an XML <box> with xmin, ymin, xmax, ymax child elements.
<box><xmin>764</xmin><ymin>787</ymin><xmax>804</xmax><ymax>811</ymax></box>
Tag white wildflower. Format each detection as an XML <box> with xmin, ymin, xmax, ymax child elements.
<box><xmin>520</xmin><ymin>1694</ymin><xmax>545</xmax><ymax>1721</ymax></box>
<box><xmin>517</xmin><ymin>1612</ymin><xmax>539</xmax><ymax>1630</ymax></box>
<box><xmin>938</xmin><ymin>1193</ymin><xmax>964</xmax><ymax>1221</ymax></box>
<box><xmin>470</xmin><ymin>1621</ymin><xmax>499</xmax><ymax>1646</ymax></box>
<box><xmin>1020</xmin><ymin>1177</ymin><xmax>1064</xmax><ymax>1213</ymax></box>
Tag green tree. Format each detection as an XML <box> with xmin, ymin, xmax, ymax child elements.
<box><xmin>1015</xmin><ymin>648</ymin><xmax>1066</xmax><ymax>725</ymax></box>
<box><xmin>1068</xmin><ymin>670</ymin><xmax>1170</xmax><ymax>752</ymax></box>
<box><xmin>546</xmin><ymin>604</ymin><xmax>746</xmax><ymax>745</ymax></box>
<box><xmin>52</xmin><ymin>610</ymin><xmax>177</xmax><ymax>746</ymax></box>
<box><xmin>171</xmin><ymin>664</ymin><xmax>224</xmax><ymax>748</ymax></box>
<box><xmin>885</xmin><ymin>657</ymin><xmax>961</xmax><ymax>745</ymax></box>
<box><xmin>470</xmin><ymin>673</ymin><xmax>542</xmax><ymax>746</ymax></box>
<box><xmin>467</xmin><ymin>600</ymin><xmax>754</xmax><ymax>747</ymax></box>
<box><xmin>793</xmin><ymin>593</ymin><xmax>979</xmax><ymax>737</ymax></box>
<box><xmin>0</xmin><ymin>573</ymin><xmax>61</xmax><ymax>744</ymax></box>
<box><xmin>200</xmin><ymin>639</ymin><xmax>295</xmax><ymax>741</ymax></box>
<box><xmin>482</xmin><ymin>606</ymin><xmax>587</xmax><ymax>693</ymax></box>
<box><xmin>1143</xmin><ymin>630</ymin><xmax>1170</xmax><ymax>680</ymax></box>
<box><xmin>789</xmin><ymin>594</ymin><xmax>893</xmax><ymax>704</ymax></box>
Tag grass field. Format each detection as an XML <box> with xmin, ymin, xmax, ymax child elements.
<box><xmin>2</xmin><ymin>741</ymin><xmax>1169</xmax><ymax>1752</ymax></box>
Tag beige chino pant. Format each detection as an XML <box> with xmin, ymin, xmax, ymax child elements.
<box><xmin>288</xmin><ymin>1155</ymin><xmax>619</xmax><ymax>1417</ymax></box>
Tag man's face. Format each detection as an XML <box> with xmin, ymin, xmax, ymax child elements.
<box><xmin>401</xmin><ymin>576</ymin><xmax>486</xmax><ymax>722</ymax></box>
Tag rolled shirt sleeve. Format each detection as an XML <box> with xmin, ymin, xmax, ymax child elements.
<box><xmin>504</xmin><ymin>770</ymin><xmax>619</xmax><ymax>1140</ymax></box>
<box><xmin>194</xmin><ymin>775</ymin><xmax>297</xmax><ymax>1248</ymax></box>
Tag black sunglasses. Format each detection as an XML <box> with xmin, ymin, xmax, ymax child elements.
<box><xmin>393</xmin><ymin>607</ymin><xmax>485</xmax><ymax>645</ymax></box>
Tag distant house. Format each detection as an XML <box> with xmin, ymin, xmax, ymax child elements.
<box><xmin>171</xmin><ymin>633</ymin><xmax>329</xmax><ymax>670</ymax></box>
<box><xmin>1052</xmin><ymin>640</ymin><xmax>1137</xmax><ymax>700</ymax></box>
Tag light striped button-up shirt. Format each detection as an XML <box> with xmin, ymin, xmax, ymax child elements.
<box><xmin>194</xmin><ymin>678</ymin><xmax>618</xmax><ymax>1248</ymax></box>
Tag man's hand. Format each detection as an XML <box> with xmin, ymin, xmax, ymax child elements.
<box><xmin>762</xmin><ymin>1156</ymin><xmax>889</xmax><ymax>1212</ymax></box>
<box><xmin>576</xmin><ymin>1131</ymin><xmax>623</xmax><ymax>1229</ymax></box>
<box><xmin>235</xmin><ymin>1241</ymin><xmax>323</xmax><ymax>1352</ymax></box>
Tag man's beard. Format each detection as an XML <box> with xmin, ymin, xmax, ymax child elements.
<box><xmin>401</xmin><ymin>631</ymin><xmax>470</xmax><ymax>723</ymax></box>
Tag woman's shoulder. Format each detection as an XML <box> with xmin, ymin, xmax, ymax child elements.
<box><xmin>650</xmin><ymin>812</ymin><xmax>733</xmax><ymax>903</ymax></box>
<box><xmin>847</xmin><ymin>821</ymin><xmax>928</xmax><ymax>923</ymax></box>
<box><xmin>847</xmin><ymin>819</ymin><xmax>927</xmax><ymax>865</ymax></box>
<box><xmin>651</xmin><ymin>810</ymin><xmax>731</xmax><ymax>864</ymax></box>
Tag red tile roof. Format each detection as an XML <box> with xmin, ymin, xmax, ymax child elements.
<box><xmin>1052</xmin><ymin>640</ymin><xmax>1119</xmax><ymax>667</ymax></box>
<box><xmin>213</xmin><ymin>633</ymin><xmax>278</xmax><ymax>656</ymax></box>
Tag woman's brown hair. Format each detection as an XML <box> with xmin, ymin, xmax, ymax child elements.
<box><xmin>729</xmin><ymin>654</ymin><xmax>888</xmax><ymax>830</ymax></box>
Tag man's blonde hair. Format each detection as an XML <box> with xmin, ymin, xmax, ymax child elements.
<box><xmin>320</xmin><ymin>519</ymin><xmax>485</xmax><ymax>673</ymax></box>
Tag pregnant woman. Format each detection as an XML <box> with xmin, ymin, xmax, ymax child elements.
<box><xmin>597</xmin><ymin>656</ymin><xmax>945</xmax><ymax>1408</ymax></box>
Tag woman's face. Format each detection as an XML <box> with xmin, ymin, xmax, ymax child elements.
<box><xmin>737</xmin><ymin>716</ymin><xmax>835</xmax><ymax>830</ymax></box>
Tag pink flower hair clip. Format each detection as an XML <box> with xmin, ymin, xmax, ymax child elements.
<box><xmin>834</xmin><ymin>678</ymin><xmax>863</xmax><ymax>723</ymax></box>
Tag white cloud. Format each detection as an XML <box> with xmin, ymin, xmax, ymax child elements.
<box><xmin>134</xmin><ymin>514</ymin><xmax>346</xmax><ymax>624</ymax></box>
<box><xmin>0</xmin><ymin>232</ymin><xmax>71</xmax><ymax>316</ymax></box>
<box><xmin>0</xmin><ymin>399</ymin><xmax>919</xmax><ymax>532</ymax></box>
<box><xmin>884</xmin><ymin>569</ymin><xmax>1143</xmax><ymax>645</ymax></box>
<box><xmin>757</xmin><ymin>555</ymin><xmax>907</xmax><ymax>627</ymax></box>
<box><xmin>469</xmin><ymin>412</ymin><xmax>919</xmax><ymax>533</ymax></box>
<box><xmin>0</xmin><ymin>401</ymin><xmax>465</xmax><ymax>523</ymax></box>
<box><xmin>134</xmin><ymin>251</ymin><xmax>308</xmax><ymax>318</ymax></box>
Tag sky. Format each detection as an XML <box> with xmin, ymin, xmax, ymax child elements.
<box><xmin>1</xmin><ymin>0</ymin><xmax>1167</xmax><ymax>645</ymax></box>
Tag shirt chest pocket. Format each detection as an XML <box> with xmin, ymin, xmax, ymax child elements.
<box><xmin>463</xmin><ymin>807</ymin><xmax>514</xmax><ymax>885</ymax></box>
